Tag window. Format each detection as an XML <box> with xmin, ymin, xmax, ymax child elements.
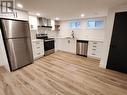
<box><xmin>87</xmin><ymin>20</ymin><xmax>95</xmax><ymax>28</ymax></box>
<box><xmin>1</xmin><ymin>1</ymin><xmax>14</xmax><ymax>13</ymax></box>
<box><xmin>95</xmin><ymin>20</ymin><xmax>104</xmax><ymax>28</ymax></box>
<box><xmin>87</xmin><ymin>19</ymin><xmax>104</xmax><ymax>29</ymax></box>
<box><xmin>69</xmin><ymin>21</ymin><xmax>80</xmax><ymax>29</ymax></box>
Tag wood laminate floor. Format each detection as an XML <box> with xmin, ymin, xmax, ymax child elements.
<box><xmin>0</xmin><ymin>51</ymin><xmax>127</xmax><ymax>95</ymax></box>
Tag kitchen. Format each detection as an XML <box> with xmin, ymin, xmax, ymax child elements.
<box><xmin>0</xmin><ymin>0</ymin><xmax>127</xmax><ymax>95</ymax></box>
<box><xmin>29</xmin><ymin>16</ymin><xmax>105</xmax><ymax>60</ymax></box>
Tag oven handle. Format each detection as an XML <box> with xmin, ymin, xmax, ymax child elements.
<box><xmin>45</xmin><ymin>40</ymin><xmax>54</xmax><ymax>42</ymax></box>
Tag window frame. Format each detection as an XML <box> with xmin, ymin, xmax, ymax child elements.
<box><xmin>87</xmin><ymin>18</ymin><xmax>105</xmax><ymax>29</ymax></box>
<box><xmin>69</xmin><ymin>20</ymin><xmax>81</xmax><ymax>30</ymax></box>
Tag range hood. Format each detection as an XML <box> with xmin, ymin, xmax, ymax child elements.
<box><xmin>38</xmin><ymin>17</ymin><xmax>52</xmax><ymax>28</ymax></box>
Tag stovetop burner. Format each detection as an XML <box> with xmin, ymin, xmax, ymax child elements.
<box><xmin>36</xmin><ymin>34</ymin><xmax>54</xmax><ymax>42</ymax></box>
<box><xmin>36</xmin><ymin>34</ymin><xmax>48</xmax><ymax>39</ymax></box>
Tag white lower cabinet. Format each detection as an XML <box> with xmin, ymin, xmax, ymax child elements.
<box><xmin>56</xmin><ymin>38</ymin><xmax>76</xmax><ymax>54</ymax></box>
<box><xmin>32</xmin><ymin>40</ymin><xmax>44</xmax><ymax>60</ymax></box>
<box><xmin>88</xmin><ymin>41</ymin><xmax>103</xmax><ymax>59</ymax></box>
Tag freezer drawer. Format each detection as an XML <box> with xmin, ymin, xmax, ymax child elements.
<box><xmin>6</xmin><ymin>38</ymin><xmax>33</xmax><ymax>71</ymax></box>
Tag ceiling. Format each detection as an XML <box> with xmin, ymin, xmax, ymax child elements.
<box><xmin>16</xmin><ymin>0</ymin><xmax>127</xmax><ymax>20</ymax></box>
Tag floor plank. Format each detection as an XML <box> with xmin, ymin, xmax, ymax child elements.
<box><xmin>0</xmin><ymin>51</ymin><xmax>127</xmax><ymax>95</ymax></box>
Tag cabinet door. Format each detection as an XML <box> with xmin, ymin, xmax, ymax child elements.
<box><xmin>15</xmin><ymin>10</ymin><xmax>29</xmax><ymax>21</ymax></box>
<box><xmin>29</xmin><ymin>16</ymin><xmax>38</xmax><ymax>30</ymax></box>
<box><xmin>107</xmin><ymin>12</ymin><xmax>127</xmax><ymax>73</ymax></box>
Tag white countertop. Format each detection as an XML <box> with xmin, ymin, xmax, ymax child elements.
<box><xmin>32</xmin><ymin>37</ymin><xmax>104</xmax><ymax>43</ymax></box>
<box><xmin>55</xmin><ymin>37</ymin><xmax>104</xmax><ymax>42</ymax></box>
<box><xmin>32</xmin><ymin>39</ymin><xmax>44</xmax><ymax>42</ymax></box>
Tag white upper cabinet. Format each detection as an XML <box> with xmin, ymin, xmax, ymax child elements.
<box><xmin>29</xmin><ymin>16</ymin><xmax>38</xmax><ymax>30</ymax></box>
<box><xmin>0</xmin><ymin>9</ymin><xmax>29</xmax><ymax>21</ymax></box>
<box><xmin>15</xmin><ymin>10</ymin><xmax>29</xmax><ymax>21</ymax></box>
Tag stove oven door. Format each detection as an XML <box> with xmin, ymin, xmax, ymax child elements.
<box><xmin>44</xmin><ymin>40</ymin><xmax>55</xmax><ymax>55</ymax></box>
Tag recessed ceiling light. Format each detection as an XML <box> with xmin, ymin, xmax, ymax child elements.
<box><xmin>81</xmin><ymin>14</ymin><xmax>85</xmax><ymax>18</ymax></box>
<box><xmin>55</xmin><ymin>17</ymin><xmax>60</xmax><ymax>20</ymax></box>
<box><xmin>36</xmin><ymin>13</ymin><xmax>40</xmax><ymax>16</ymax></box>
<box><xmin>17</xmin><ymin>3</ymin><xmax>23</xmax><ymax>8</ymax></box>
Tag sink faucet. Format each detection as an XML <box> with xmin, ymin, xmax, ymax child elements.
<box><xmin>72</xmin><ymin>31</ymin><xmax>75</xmax><ymax>38</ymax></box>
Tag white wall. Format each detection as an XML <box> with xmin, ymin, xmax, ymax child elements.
<box><xmin>58</xmin><ymin>17</ymin><xmax>106</xmax><ymax>42</ymax></box>
<box><xmin>56</xmin><ymin>17</ymin><xmax>106</xmax><ymax>54</ymax></box>
<box><xmin>100</xmin><ymin>4</ymin><xmax>127</xmax><ymax>68</ymax></box>
<box><xmin>0</xmin><ymin>29</ymin><xmax>10</xmax><ymax>71</ymax></box>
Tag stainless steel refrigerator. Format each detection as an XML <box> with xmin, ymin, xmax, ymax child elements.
<box><xmin>1</xmin><ymin>19</ymin><xmax>33</xmax><ymax>71</ymax></box>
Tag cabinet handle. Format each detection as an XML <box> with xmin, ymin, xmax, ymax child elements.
<box><xmin>13</xmin><ymin>13</ymin><xmax>15</xmax><ymax>18</ymax></box>
<box><xmin>36</xmin><ymin>42</ymin><xmax>40</xmax><ymax>44</ymax></box>
<box><xmin>93</xmin><ymin>46</ymin><xmax>97</xmax><ymax>48</ymax></box>
<box><xmin>37</xmin><ymin>53</ymin><xmax>41</xmax><ymax>55</ymax></box>
<box><xmin>36</xmin><ymin>47</ymin><xmax>40</xmax><ymax>49</ymax></box>
<box><xmin>92</xmin><ymin>53</ymin><xmax>96</xmax><ymax>55</ymax></box>
<box><xmin>92</xmin><ymin>49</ymin><xmax>96</xmax><ymax>51</ymax></box>
<box><xmin>16</xmin><ymin>12</ymin><xmax>18</xmax><ymax>18</ymax></box>
<box><xmin>93</xmin><ymin>42</ymin><xmax>97</xmax><ymax>44</ymax></box>
<box><xmin>14</xmin><ymin>12</ymin><xmax>18</xmax><ymax>18</ymax></box>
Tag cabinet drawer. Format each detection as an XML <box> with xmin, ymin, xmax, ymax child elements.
<box><xmin>36</xmin><ymin>46</ymin><xmax>41</xmax><ymax>49</ymax></box>
<box><xmin>34</xmin><ymin>53</ymin><xmax>43</xmax><ymax>60</ymax></box>
<box><xmin>92</xmin><ymin>45</ymin><xmax>97</xmax><ymax>48</ymax></box>
<box><xmin>91</xmin><ymin>50</ymin><xmax>97</xmax><ymax>54</ymax></box>
<box><xmin>32</xmin><ymin>42</ymin><xmax>44</xmax><ymax>49</ymax></box>
<box><xmin>33</xmin><ymin>47</ymin><xmax>44</xmax><ymax>54</ymax></box>
<box><xmin>89</xmin><ymin>51</ymin><xmax>97</xmax><ymax>57</ymax></box>
<box><xmin>89</xmin><ymin>47</ymin><xmax>97</xmax><ymax>51</ymax></box>
<box><xmin>93</xmin><ymin>42</ymin><xmax>98</xmax><ymax>45</ymax></box>
<box><xmin>33</xmin><ymin>50</ymin><xmax>44</xmax><ymax>58</ymax></box>
<box><xmin>35</xmin><ymin>46</ymin><xmax>44</xmax><ymax>51</ymax></box>
<box><xmin>36</xmin><ymin>52</ymin><xmax>42</xmax><ymax>56</ymax></box>
<box><xmin>33</xmin><ymin>42</ymin><xmax>43</xmax><ymax>46</ymax></box>
<box><xmin>33</xmin><ymin>44</ymin><xmax>42</xmax><ymax>49</ymax></box>
<box><xmin>91</xmin><ymin>53</ymin><xmax>96</xmax><ymax>56</ymax></box>
<box><xmin>92</xmin><ymin>49</ymin><xmax>96</xmax><ymax>51</ymax></box>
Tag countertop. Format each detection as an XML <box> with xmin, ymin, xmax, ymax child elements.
<box><xmin>32</xmin><ymin>39</ymin><xmax>44</xmax><ymax>42</ymax></box>
<box><xmin>55</xmin><ymin>37</ymin><xmax>104</xmax><ymax>42</ymax></box>
<box><xmin>32</xmin><ymin>37</ymin><xmax>104</xmax><ymax>43</ymax></box>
